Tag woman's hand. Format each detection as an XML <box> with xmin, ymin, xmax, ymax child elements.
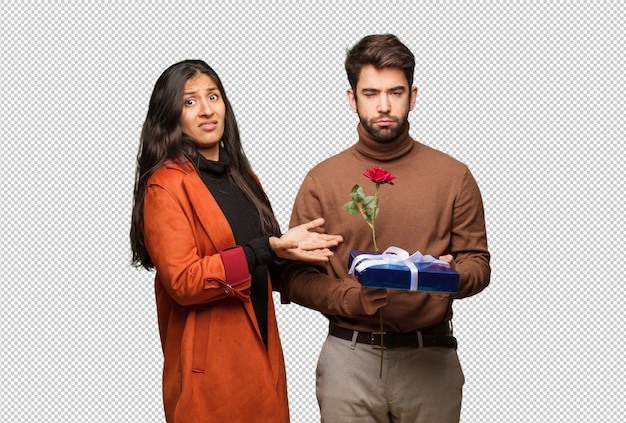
<box><xmin>269</xmin><ymin>218</ymin><xmax>343</xmax><ymax>262</ymax></box>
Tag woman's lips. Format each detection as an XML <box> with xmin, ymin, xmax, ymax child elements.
<box><xmin>199</xmin><ymin>122</ymin><xmax>217</xmax><ymax>130</ymax></box>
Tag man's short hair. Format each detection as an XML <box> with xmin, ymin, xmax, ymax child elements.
<box><xmin>345</xmin><ymin>34</ymin><xmax>415</xmax><ymax>91</ymax></box>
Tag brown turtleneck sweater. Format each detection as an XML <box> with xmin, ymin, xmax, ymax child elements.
<box><xmin>283</xmin><ymin>123</ymin><xmax>490</xmax><ymax>332</ymax></box>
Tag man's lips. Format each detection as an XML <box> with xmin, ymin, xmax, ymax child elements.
<box><xmin>376</xmin><ymin>119</ymin><xmax>395</xmax><ymax>127</ymax></box>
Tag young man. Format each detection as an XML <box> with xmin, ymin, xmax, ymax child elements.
<box><xmin>283</xmin><ymin>34</ymin><xmax>490</xmax><ymax>423</ymax></box>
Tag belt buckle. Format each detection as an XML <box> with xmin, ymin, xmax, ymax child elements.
<box><xmin>370</xmin><ymin>331</ymin><xmax>387</xmax><ymax>349</ymax></box>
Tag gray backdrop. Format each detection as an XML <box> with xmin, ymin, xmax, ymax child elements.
<box><xmin>1</xmin><ymin>1</ymin><xmax>624</xmax><ymax>421</ymax></box>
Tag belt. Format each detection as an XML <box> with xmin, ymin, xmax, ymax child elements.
<box><xmin>329</xmin><ymin>321</ymin><xmax>457</xmax><ymax>349</ymax></box>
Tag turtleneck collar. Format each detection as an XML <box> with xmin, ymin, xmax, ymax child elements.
<box><xmin>195</xmin><ymin>148</ymin><xmax>231</xmax><ymax>177</ymax></box>
<box><xmin>354</xmin><ymin>121</ymin><xmax>415</xmax><ymax>161</ymax></box>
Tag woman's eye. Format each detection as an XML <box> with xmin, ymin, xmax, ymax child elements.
<box><xmin>209</xmin><ymin>94</ymin><xmax>218</xmax><ymax>101</ymax></box>
<box><xmin>184</xmin><ymin>99</ymin><xmax>196</xmax><ymax>106</ymax></box>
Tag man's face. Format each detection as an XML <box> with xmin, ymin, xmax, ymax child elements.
<box><xmin>347</xmin><ymin>64</ymin><xmax>417</xmax><ymax>142</ymax></box>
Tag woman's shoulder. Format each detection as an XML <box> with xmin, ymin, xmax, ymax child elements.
<box><xmin>148</xmin><ymin>160</ymin><xmax>195</xmax><ymax>187</ymax></box>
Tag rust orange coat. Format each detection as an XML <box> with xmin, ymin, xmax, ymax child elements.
<box><xmin>143</xmin><ymin>161</ymin><xmax>289</xmax><ymax>423</ymax></box>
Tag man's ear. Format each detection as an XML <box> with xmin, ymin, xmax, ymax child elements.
<box><xmin>347</xmin><ymin>88</ymin><xmax>358</xmax><ymax>113</ymax></box>
<box><xmin>409</xmin><ymin>86</ymin><xmax>418</xmax><ymax>111</ymax></box>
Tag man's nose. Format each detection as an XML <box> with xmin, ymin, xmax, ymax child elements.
<box><xmin>377</xmin><ymin>95</ymin><xmax>390</xmax><ymax>113</ymax></box>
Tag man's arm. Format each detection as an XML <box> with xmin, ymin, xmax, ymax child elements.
<box><xmin>282</xmin><ymin>174</ymin><xmax>384</xmax><ymax>317</ymax></box>
<box><xmin>449</xmin><ymin>168</ymin><xmax>491</xmax><ymax>298</ymax></box>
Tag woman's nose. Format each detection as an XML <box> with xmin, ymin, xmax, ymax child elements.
<box><xmin>199</xmin><ymin>100</ymin><xmax>214</xmax><ymax>116</ymax></box>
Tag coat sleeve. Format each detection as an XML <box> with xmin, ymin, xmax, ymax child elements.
<box><xmin>143</xmin><ymin>183</ymin><xmax>251</xmax><ymax>306</ymax></box>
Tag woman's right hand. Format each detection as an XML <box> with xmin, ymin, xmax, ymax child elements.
<box><xmin>269</xmin><ymin>218</ymin><xmax>343</xmax><ymax>262</ymax></box>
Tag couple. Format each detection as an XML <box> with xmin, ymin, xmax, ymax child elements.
<box><xmin>130</xmin><ymin>34</ymin><xmax>490</xmax><ymax>423</ymax></box>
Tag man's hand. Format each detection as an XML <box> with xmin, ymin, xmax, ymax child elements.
<box><xmin>428</xmin><ymin>254</ymin><xmax>456</xmax><ymax>300</ymax></box>
<box><xmin>438</xmin><ymin>254</ymin><xmax>456</xmax><ymax>269</ymax></box>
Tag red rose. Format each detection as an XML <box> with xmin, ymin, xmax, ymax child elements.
<box><xmin>363</xmin><ymin>167</ymin><xmax>396</xmax><ymax>185</ymax></box>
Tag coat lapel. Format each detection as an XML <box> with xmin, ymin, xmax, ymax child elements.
<box><xmin>178</xmin><ymin>163</ymin><xmax>261</xmax><ymax>334</ymax></box>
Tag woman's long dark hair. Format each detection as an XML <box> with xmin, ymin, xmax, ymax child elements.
<box><xmin>130</xmin><ymin>60</ymin><xmax>279</xmax><ymax>269</ymax></box>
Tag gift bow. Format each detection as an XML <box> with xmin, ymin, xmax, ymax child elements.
<box><xmin>349</xmin><ymin>247</ymin><xmax>449</xmax><ymax>291</ymax></box>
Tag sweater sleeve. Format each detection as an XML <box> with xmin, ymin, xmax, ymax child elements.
<box><xmin>282</xmin><ymin>174</ymin><xmax>369</xmax><ymax>317</ymax></box>
<box><xmin>449</xmin><ymin>168</ymin><xmax>491</xmax><ymax>298</ymax></box>
<box><xmin>243</xmin><ymin>236</ymin><xmax>277</xmax><ymax>270</ymax></box>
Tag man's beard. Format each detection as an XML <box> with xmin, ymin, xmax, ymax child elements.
<box><xmin>360</xmin><ymin>114</ymin><xmax>409</xmax><ymax>143</ymax></box>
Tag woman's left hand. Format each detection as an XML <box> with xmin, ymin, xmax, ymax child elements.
<box><xmin>270</xmin><ymin>218</ymin><xmax>343</xmax><ymax>262</ymax></box>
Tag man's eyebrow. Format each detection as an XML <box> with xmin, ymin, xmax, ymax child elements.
<box><xmin>360</xmin><ymin>86</ymin><xmax>407</xmax><ymax>93</ymax></box>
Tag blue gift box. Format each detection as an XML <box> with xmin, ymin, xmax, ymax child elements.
<box><xmin>348</xmin><ymin>249</ymin><xmax>459</xmax><ymax>293</ymax></box>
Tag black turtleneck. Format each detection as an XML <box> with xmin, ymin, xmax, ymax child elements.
<box><xmin>195</xmin><ymin>150</ymin><xmax>274</xmax><ymax>347</ymax></box>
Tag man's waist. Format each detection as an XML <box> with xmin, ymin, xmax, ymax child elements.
<box><xmin>329</xmin><ymin>320</ymin><xmax>456</xmax><ymax>349</ymax></box>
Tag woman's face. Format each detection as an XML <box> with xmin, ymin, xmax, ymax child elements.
<box><xmin>180</xmin><ymin>73</ymin><xmax>226</xmax><ymax>160</ymax></box>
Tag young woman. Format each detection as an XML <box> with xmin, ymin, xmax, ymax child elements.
<box><xmin>130</xmin><ymin>60</ymin><xmax>342</xmax><ymax>422</ymax></box>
